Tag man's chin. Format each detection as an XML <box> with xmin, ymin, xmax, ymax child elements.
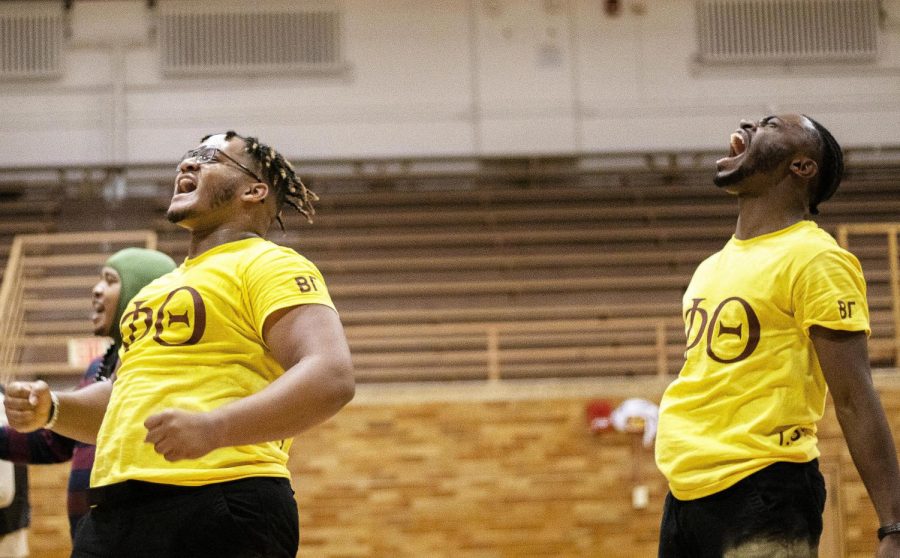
<box><xmin>165</xmin><ymin>208</ymin><xmax>191</xmax><ymax>226</ymax></box>
<box><xmin>713</xmin><ymin>168</ymin><xmax>745</xmax><ymax>189</ymax></box>
<box><xmin>712</xmin><ymin>174</ymin><xmax>730</xmax><ymax>188</ymax></box>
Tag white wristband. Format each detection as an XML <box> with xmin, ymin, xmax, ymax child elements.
<box><xmin>44</xmin><ymin>391</ymin><xmax>60</xmax><ymax>430</ymax></box>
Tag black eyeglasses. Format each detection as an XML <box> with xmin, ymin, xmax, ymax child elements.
<box><xmin>178</xmin><ymin>147</ymin><xmax>266</xmax><ymax>184</ymax></box>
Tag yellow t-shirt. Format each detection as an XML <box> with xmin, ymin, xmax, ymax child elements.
<box><xmin>655</xmin><ymin>221</ymin><xmax>870</xmax><ymax>500</ymax></box>
<box><xmin>91</xmin><ymin>237</ymin><xmax>335</xmax><ymax>488</ymax></box>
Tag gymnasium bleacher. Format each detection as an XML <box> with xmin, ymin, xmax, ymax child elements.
<box><xmin>0</xmin><ymin>153</ymin><xmax>896</xmax><ymax>558</ymax></box>
<box><xmin>0</xmin><ymin>182</ymin><xmax>61</xmax><ymax>276</ymax></box>
<box><xmin>2</xmin><ymin>152</ymin><xmax>897</xmax><ymax>384</ymax></box>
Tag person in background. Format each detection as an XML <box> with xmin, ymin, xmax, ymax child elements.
<box><xmin>655</xmin><ymin>113</ymin><xmax>900</xmax><ymax>557</ymax></box>
<box><xmin>0</xmin><ymin>248</ymin><xmax>176</xmax><ymax>538</ymax></box>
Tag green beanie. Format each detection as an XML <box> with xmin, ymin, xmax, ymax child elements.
<box><xmin>105</xmin><ymin>248</ymin><xmax>177</xmax><ymax>343</ymax></box>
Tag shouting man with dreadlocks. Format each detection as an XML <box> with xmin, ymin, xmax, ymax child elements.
<box><xmin>654</xmin><ymin>114</ymin><xmax>900</xmax><ymax>557</ymax></box>
<box><xmin>5</xmin><ymin>132</ymin><xmax>355</xmax><ymax>558</ymax></box>
<box><xmin>0</xmin><ymin>247</ymin><xmax>175</xmax><ymax>540</ymax></box>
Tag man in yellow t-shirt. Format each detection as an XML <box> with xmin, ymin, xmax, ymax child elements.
<box><xmin>6</xmin><ymin>132</ymin><xmax>355</xmax><ymax>558</ymax></box>
<box><xmin>655</xmin><ymin>114</ymin><xmax>900</xmax><ymax>557</ymax></box>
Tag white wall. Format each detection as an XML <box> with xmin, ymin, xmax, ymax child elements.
<box><xmin>1</xmin><ymin>0</ymin><xmax>899</xmax><ymax>166</ymax></box>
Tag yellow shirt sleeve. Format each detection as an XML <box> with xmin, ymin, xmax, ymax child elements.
<box><xmin>242</xmin><ymin>245</ymin><xmax>336</xmax><ymax>340</ymax></box>
<box><xmin>793</xmin><ymin>247</ymin><xmax>870</xmax><ymax>336</ymax></box>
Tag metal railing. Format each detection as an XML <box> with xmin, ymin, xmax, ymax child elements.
<box><xmin>837</xmin><ymin>223</ymin><xmax>900</xmax><ymax>365</ymax></box>
<box><xmin>0</xmin><ymin>231</ymin><xmax>157</xmax><ymax>383</ymax></box>
<box><xmin>0</xmin><ymin>235</ymin><xmax>25</xmax><ymax>383</ymax></box>
<box><xmin>345</xmin><ymin>317</ymin><xmax>684</xmax><ymax>382</ymax></box>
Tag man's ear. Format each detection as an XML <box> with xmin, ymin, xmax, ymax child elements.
<box><xmin>241</xmin><ymin>182</ymin><xmax>270</xmax><ymax>204</ymax></box>
<box><xmin>790</xmin><ymin>156</ymin><xmax>818</xmax><ymax>180</ymax></box>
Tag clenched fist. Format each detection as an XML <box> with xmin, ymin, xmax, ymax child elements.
<box><xmin>144</xmin><ymin>409</ymin><xmax>223</xmax><ymax>462</ymax></box>
<box><xmin>4</xmin><ymin>381</ymin><xmax>52</xmax><ymax>432</ymax></box>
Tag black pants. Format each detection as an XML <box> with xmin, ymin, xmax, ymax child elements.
<box><xmin>72</xmin><ymin>477</ymin><xmax>299</xmax><ymax>558</ymax></box>
<box><xmin>659</xmin><ymin>460</ymin><xmax>826</xmax><ymax>557</ymax></box>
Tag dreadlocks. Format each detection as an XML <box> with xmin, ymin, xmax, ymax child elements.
<box><xmin>802</xmin><ymin>115</ymin><xmax>844</xmax><ymax>216</ymax></box>
<box><xmin>203</xmin><ymin>131</ymin><xmax>318</xmax><ymax>229</ymax></box>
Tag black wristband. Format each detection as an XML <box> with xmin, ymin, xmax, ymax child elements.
<box><xmin>878</xmin><ymin>522</ymin><xmax>900</xmax><ymax>540</ymax></box>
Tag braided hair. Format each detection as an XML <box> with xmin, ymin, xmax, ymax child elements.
<box><xmin>204</xmin><ymin>131</ymin><xmax>318</xmax><ymax>229</ymax></box>
<box><xmin>94</xmin><ymin>342</ymin><xmax>119</xmax><ymax>382</ymax></box>
<box><xmin>802</xmin><ymin>115</ymin><xmax>844</xmax><ymax>216</ymax></box>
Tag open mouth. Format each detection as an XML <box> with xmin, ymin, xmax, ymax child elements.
<box><xmin>175</xmin><ymin>175</ymin><xmax>198</xmax><ymax>195</ymax></box>
<box><xmin>716</xmin><ymin>130</ymin><xmax>749</xmax><ymax>167</ymax></box>
<box><xmin>91</xmin><ymin>301</ymin><xmax>105</xmax><ymax>321</ymax></box>
<box><xmin>728</xmin><ymin>132</ymin><xmax>747</xmax><ymax>157</ymax></box>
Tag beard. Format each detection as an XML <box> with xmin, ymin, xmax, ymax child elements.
<box><xmin>165</xmin><ymin>205</ymin><xmax>191</xmax><ymax>224</ymax></box>
<box><xmin>714</xmin><ymin>141</ymin><xmax>794</xmax><ymax>189</ymax></box>
<box><xmin>165</xmin><ymin>179</ymin><xmax>240</xmax><ymax>224</ymax></box>
<box><xmin>713</xmin><ymin>165</ymin><xmax>751</xmax><ymax>189</ymax></box>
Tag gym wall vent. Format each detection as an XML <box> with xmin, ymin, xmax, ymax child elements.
<box><xmin>696</xmin><ymin>0</ymin><xmax>880</xmax><ymax>63</ymax></box>
<box><xmin>158</xmin><ymin>1</ymin><xmax>343</xmax><ymax>77</ymax></box>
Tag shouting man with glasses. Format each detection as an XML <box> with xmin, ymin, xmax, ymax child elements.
<box><xmin>5</xmin><ymin>132</ymin><xmax>355</xmax><ymax>558</ymax></box>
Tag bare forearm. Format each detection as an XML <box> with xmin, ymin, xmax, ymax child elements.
<box><xmin>143</xmin><ymin>305</ymin><xmax>356</xmax><ymax>462</ymax></box>
<box><xmin>52</xmin><ymin>382</ymin><xmax>113</xmax><ymax>444</ymax></box>
<box><xmin>208</xmin><ymin>357</ymin><xmax>354</xmax><ymax>448</ymax></box>
<box><xmin>836</xmin><ymin>389</ymin><xmax>900</xmax><ymax>525</ymax></box>
<box><xmin>811</xmin><ymin>327</ymin><xmax>900</xmax><ymax>527</ymax></box>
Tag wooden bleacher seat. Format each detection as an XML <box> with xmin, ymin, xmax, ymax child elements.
<box><xmin>0</xmin><ymin>187</ymin><xmax>60</xmax><ymax>283</ymax></box>
<box><xmin>2</xmin><ymin>231</ymin><xmax>157</xmax><ymax>382</ymax></box>
<box><xmin>4</xmin><ymin>159</ymin><xmax>898</xmax><ymax>383</ymax></box>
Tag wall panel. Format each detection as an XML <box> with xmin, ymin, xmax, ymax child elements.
<box><xmin>25</xmin><ymin>379</ymin><xmax>900</xmax><ymax>557</ymax></box>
